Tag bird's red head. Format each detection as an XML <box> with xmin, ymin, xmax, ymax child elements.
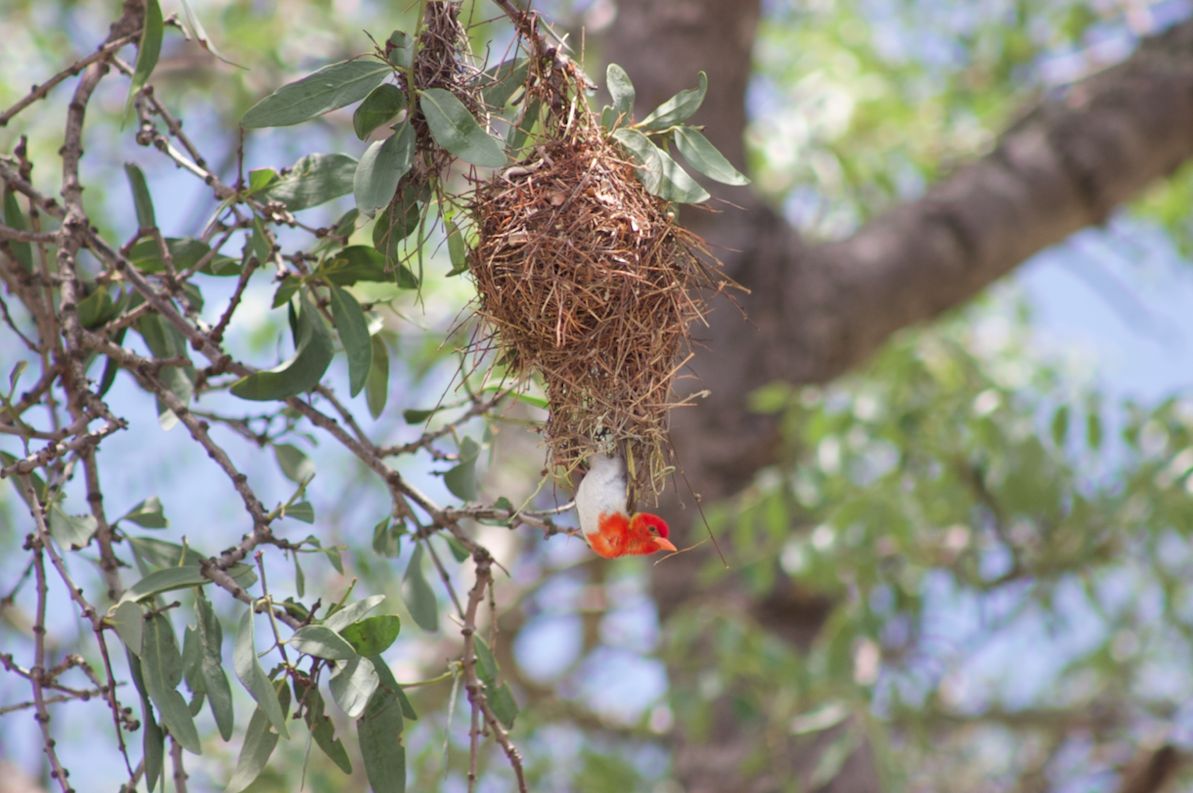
<box><xmin>587</xmin><ymin>511</ymin><xmax>676</xmax><ymax>558</ymax></box>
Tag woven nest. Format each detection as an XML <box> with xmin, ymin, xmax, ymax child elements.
<box><xmin>468</xmin><ymin>59</ymin><xmax>724</xmax><ymax>500</ymax></box>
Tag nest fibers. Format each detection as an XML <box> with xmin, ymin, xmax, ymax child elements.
<box><xmin>468</xmin><ymin>59</ymin><xmax>729</xmax><ymax>500</ymax></box>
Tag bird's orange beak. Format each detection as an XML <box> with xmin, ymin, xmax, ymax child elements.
<box><xmin>654</xmin><ymin>536</ymin><xmax>677</xmax><ymax>553</ymax></box>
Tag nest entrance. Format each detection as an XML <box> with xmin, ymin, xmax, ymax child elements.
<box><xmin>468</xmin><ymin>57</ymin><xmax>727</xmax><ymax>500</ymax></box>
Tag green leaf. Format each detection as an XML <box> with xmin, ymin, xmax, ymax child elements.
<box><xmin>231</xmin><ymin>296</ymin><xmax>334</xmax><ymax>401</ymax></box>
<box><xmin>108</xmin><ymin>600</ymin><xmax>144</xmax><ymax>656</ymax></box>
<box><xmin>328</xmin><ymin>284</ymin><xmax>373</xmax><ymax>397</ymax></box>
<box><xmin>324</xmin><ymin>595</ymin><xmax>387</xmax><ymax>632</ymax></box>
<box><xmin>259</xmin><ymin>153</ymin><xmax>359</xmax><ymax>212</ymax></box>
<box><xmin>273</xmin><ymin>443</ymin><xmax>315</xmax><ymax>484</ymax></box>
<box><xmin>637</xmin><ymin>71</ymin><xmax>707</xmax><ymax>130</ymax></box>
<box><xmin>606</xmin><ymin>63</ymin><xmax>635</xmax><ymax>119</ymax></box>
<box><xmin>1087</xmin><ymin>409</ymin><xmax>1103</xmax><ymax>450</ymax></box>
<box><xmin>233</xmin><ymin>610</ymin><xmax>290</xmax><ymax>739</ymax></box>
<box><xmin>299</xmin><ymin>682</ymin><xmax>353</xmax><ymax>774</ymax></box>
<box><xmin>367</xmin><ymin>335</ymin><xmax>390</xmax><ymax>419</ymax></box>
<box><xmin>1051</xmin><ymin>405</ymin><xmax>1069</xmax><ymax>447</ymax></box>
<box><xmin>489</xmin><ymin>681</ymin><xmax>518</xmax><ymax>729</ymax></box>
<box><xmin>224</xmin><ymin>696</ymin><xmax>286</xmax><ymax>793</ymax></box>
<box><xmin>127</xmin><ymin>237</ymin><xmax>238</xmax><ymax>276</ymax></box>
<box><xmin>674</xmin><ymin>126</ymin><xmax>750</xmax><ymax>186</ymax></box>
<box><xmin>127</xmin><ymin>651</ymin><xmax>165</xmax><ymax>792</ymax></box>
<box><xmin>290</xmin><ymin>625</ymin><xmax>358</xmax><ymax>660</ymax></box>
<box><xmin>341</xmin><ymin>615</ymin><xmax>401</xmax><ymax>656</ymax></box>
<box><xmin>402</xmin><ymin>408</ymin><xmax>437</xmax><ymax>424</ymax></box>
<box><xmin>272</xmin><ymin>277</ymin><xmax>301</xmax><ymax>309</ymax></box>
<box><xmin>480</xmin><ymin>57</ymin><xmax>530</xmax><ymax>109</ymax></box>
<box><xmin>76</xmin><ymin>284</ymin><xmax>118</xmax><ymax>329</ymax></box>
<box><xmin>286</xmin><ymin>501</ymin><xmax>316</xmax><ymax>523</ymax></box>
<box><xmin>49</xmin><ymin>505</ymin><xmax>97</xmax><ymax>549</ymax></box>
<box><xmin>3</xmin><ymin>189</ymin><xmax>33</xmax><ymax>271</ymax></box>
<box><xmin>330</xmin><ymin>654</ymin><xmax>380</xmax><ymax>718</ymax></box>
<box><xmin>444</xmin><ymin>535</ymin><xmax>470</xmax><ymax>563</ymax></box>
<box><xmin>372</xmin><ymin>184</ymin><xmax>426</xmax><ymax>262</ymax></box>
<box><xmin>124</xmin><ymin>163</ymin><xmax>157</xmax><ymax>228</ymax></box>
<box><xmin>124</xmin><ymin>0</ymin><xmax>163</xmax><ymax>122</ymax></box>
<box><xmin>135</xmin><ymin>313</ymin><xmax>196</xmax><ymax>429</ymax></box>
<box><xmin>119</xmin><ymin>566</ymin><xmax>209</xmax><ymax>604</ymax></box>
<box><xmin>444</xmin><ymin>437</ymin><xmax>480</xmax><ymax>501</ymax></box>
<box><xmin>322</xmin><ymin>245</ymin><xmax>417</xmax><ymax>288</ymax></box>
<box><xmin>119</xmin><ymin>495</ymin><xmax>168</xmax><ymax>528</ymax></box>
<box><xmin>181</xmin><ymin>624</ymin><xmax>204</xmax><ymax>702</ymax></box>
<box><xmin>242</xmin><ymin>59</ymin><xmax>392</xmax><ymax>129</ymax></box>
<box><xmin>196</xmin><ymin>594</ymin><xmax>234</xmax><ymax>741</ymax></box>
<box><xmin>385</xmin><ymin>30</ymin><xmax>414</xmax><ymax>69</ymax></box>
<box><xmin>402</xmin><ymin>543</ymin><xmax>439</xmax><ymax>632</ymax></box>
<box><xmin>178</xmin><ymin>0</ymin><xmax>239</xmax><ymax>67</ymax></box>
<box><xmin>445</xmin><ymin>218</ymin><xmax>469</xmax><ymax>276</ymax></box>
<box><xmin>358</xmin><ymin>658</ymin><xmax>407</xmax><ymax>793</ymax></box>
<box><xmin>354</xmin><ymin>84</ymin><xmax>408</xmax><ymax>141</ymax></box>
<box><xmin>612</xmin><ymin>128</ymin><xmax>710</xmax><ymax>203</ymax></box>
<box><xmin>141</xmin><ymin>613</ymin><xmax>202</xmax><ymax>754</ymax></box>
<box><xmin>248</xmin><ymin>168</ymin><xmax>279</xmax><ymax>193</ymax></box>
<box><xmin>249</xmin><ymin>214</ymin><xmax>272</xmax><ymax>263</ymax></box>
<box><xmin>354</xmin><ymin>121</ymin><xmax>416</xmax><ymax>217</ymax></box>
<box><xmin>419</xmin><ymin>88</ymin><xmax>506</xmax><ymax>168</ymax></box>
<box><xmin>508</xmin><ymin>97</ymin><xmax>540</xmax><ymax>152</ymax></box>
<box><xmin>473</xmin><ymin>635</ymin><xmax>498</xmax><ymax>685</ymax></box>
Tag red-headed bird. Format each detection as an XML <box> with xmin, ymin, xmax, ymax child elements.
<box><xmin>576</xmin><ymin>452</ymin><xmax>676</xmax><ymax>558</ymax></box>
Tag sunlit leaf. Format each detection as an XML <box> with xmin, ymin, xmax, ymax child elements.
<box><xmin>674</xmin><ymin>126</ymin><xmax>750</xmax><ymax>186</ymax></box>
<box><xmin>231</xmin><ymin>296</ymin><xmax>334</xmax><ymax>401</ymax></box>
<box><xmin>290</xmin><ymin>625</ymin><xmax>358</xmax><ymax>660</ymax></box>
<box><xmin>124</xmin><ymin>0</ymin><xmax>163</xmax><ymax>122</ymax></box>
<box><xmin>637</xmin><ymin>71</ymin><xmax>707</xmax><ymax>130</ymax></box>
<box><xmin>107</xmin><ymin>600</ymin><xmax>144</xmax><ymax>656</ymax></box>
<box><xmin>606</xmin><ymin>63</ymin><xmax>635</xmax><ymax>119</ymax></box>
<box><xmin>323</xmin><ymin>595</ymin><xmax>387</xmax><ymax>632</ymax></box>
<box><xmin>341</xmin><ymin>615</ymin><xmax>401</xmax><ymax>656</ymax></box>
<box><xmin>259</xmin><ymin>153</ymin><xmax>358</xmax><ymax>211</ymax></box>
<box><xmin>242</xmin><ymin>59</ymin><xmax>392</xmax><ymax>128</ymax></box>
<box><xmin>419</xmin><ymin>88</ymin><xmax>506</xmax><ymax>167</ymax></box>
<box><xmin>233</xmin><ymin>610</ymin><xmax>290</xmax><ymax>739</ymax></box>
<box><xmin>330</xmin><ymin>654</ymin><xmax>380</xmax><ymax>718</ymax></box>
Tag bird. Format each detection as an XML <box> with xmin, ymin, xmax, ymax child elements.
<box><xmin>575</xmin><ymin>452</ymin><xmax>677</xmax><ymax>558</ymax></box>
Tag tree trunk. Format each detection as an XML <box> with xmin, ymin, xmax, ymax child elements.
<box><xmin>603</xmin><ymin>1</ymin><xmax>1193</xmax><ymax>789</ymax></box>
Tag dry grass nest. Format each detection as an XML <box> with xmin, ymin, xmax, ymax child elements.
<box><xmin>468</xmin><ymin>75</ymin><xmax>729</xmax><ymax>500</ymax></box>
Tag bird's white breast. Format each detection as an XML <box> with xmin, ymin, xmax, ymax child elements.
<box><xmin>576</xmin><ymin>453</ymin><xmax>628</xmax><ymax>534</ymax></box>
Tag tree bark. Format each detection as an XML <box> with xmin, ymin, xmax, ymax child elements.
<box><xmin>604</xmin><ymin>1</ymin><xmax>1193</xmax><ymax>790</ymax></box>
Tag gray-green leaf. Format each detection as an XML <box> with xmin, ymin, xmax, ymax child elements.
<box><xmin>353</xmin><ymin>121</ymin><xmax>416</xmax><ymax>217</ymax></box>
<box><xmin>329</xmin><ymin>284</ymin><xmax>373</xmax><ymax>397</ymax></box>
<box><xmin>341</xmin><ymin>615</ymin><xmax>401</xmax><ymax>656</ymax></box>
<box><xmin>637</xmin><ymin>71</ymin><xmax>707</xmax><ymax>130</ymax></box>
<box><xmin>243</xmin><ymin>59</ymin><xmax>392</xmax><ymax>129</ymax></box>
<box><xmin>108</xmin><ymin>600</ymin><xmax>144</xmax><ymax>656</ymax></box>
<box><xmin>124</xmin><ymin>162</ymin><xmax>157</xmax><ymax>228</ymax></box>
<box><xmin>259</xmin><ymin>153</ymin><xmax>359</xmax><ymax>212</ymax></box>
<box><xmin>419</xmin><ymin>88</ymin><xmax>506</xmax><ymax>168</ymax></box>
<box><xmin>606</xmin><ymin>63</ymin><xmax>635</xmax><ymax>120</ymax></box>
<box><xmin>367</xmin><ymin>334</ymin><xmax>390</xmax><ymax>419</ymax></box>
<box><xmin>49</xmin><ymin>506</ymin><xmax>97</xmax><ymax>549</ymax></box>
<box><xmin>196</xmin><ymin>594</ymin><xmax>234</xmax><ymax>741</ymax></box>
<box><xmin>402</xmin><ymin>543</ymin><xmax>439</xmax><ymax>632</ymax></box>
<box><xmin>141</xmin><ymin>613</ymin><xmax>202</xmax><ymax>754</ymax></box>
<box><xmin>273</xmin><ymin>443</ymin><xmax>315</xmax><ymax>484</ymax></box>
<box><xmin>290</xmin><ymin>625</ymin><xmax>358</xmax><ymax>660</ymax></box>
<box><xmin>330</xmin><ymin>654</ymin><xmax>380</xmax><ymax>718</ymax></box>
<box><xmin>354</xmin><ymin>83</ymin><xmax>408</xmax><ymax>141</ymax></box>
<box><xmin>230</xmin><ymin>296</ymin><xmax>334</xmax><ymax>401</ymax></box>
<box><xmin>443</xmin><ymin>437</ymin><xmax>480</xmax><ymax>501</ymax></box>
<box><xmin>119</xmin><ymin>566</ymin><xmax>209</xmax><ymax>604</ymax></box>
<box><xmin>612</xmin><ymin>128</ymin><xmax>710</xmax><ymax>204</ymax></box>
<box><xmin>358</xmin><ymin>657</ymin><xmax>407</xmax><ymax>793</ymax></box>
<box><xmin>124</xmin><ymin>0</ymin><xmax>163</xmax><ymax>122</ymax></box>
<box><xmin>233</xmin><ymin>610</ymin><xmax>289</xmax><ymax>739</ymax></box>
<box><xmin>119</xmin><ymin>495</ymin><xmax>168</xmax><ymax>529</ymax></box>
<box><xmin>323</xmin><ymin>595</ymin><xmax>386</xmax><ymax>633</ymax></box>
<box><xmin>674</xmin><ymin>126</ymin><xmax>750</xmax><ymax>186</ymax></box>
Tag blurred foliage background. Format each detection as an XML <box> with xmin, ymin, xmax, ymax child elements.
<box><xmin>4</xmin><ymin>0</ymin><xmax>1193</xmax><ymax>792</ymax></box>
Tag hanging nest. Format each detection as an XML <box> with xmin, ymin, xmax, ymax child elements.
<box><xmin>467</xmin><ymin>51</ymin><xmax>729</xmax><ymax>500</ymax></box>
